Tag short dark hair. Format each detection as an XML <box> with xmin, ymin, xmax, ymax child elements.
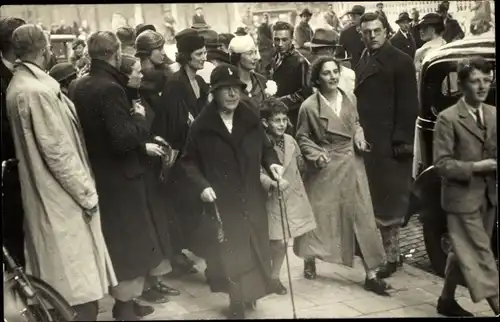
<box><xmin>359</xmin><ymin>12</ymin><xmax>385</xmax><ymax>26</ymax></box>
<box><xmin>457</xmin><ymin>56</ymin><xmax>493</xmax><ymax>84</ymax></box>
<box><xmin>260</xmin><ymin>97</ymin><xmax>289</xmax><ymax>120</ymax></box>
<box><xmin>273</xmin><ymin>21</ymin><xmax>294</xmax><ymax>38</ymax></box>
<box><xmin>119</xmin><ymin>53</ymin><xmax>139</xmax><ymax>76</ymax></box>
<box><xmin>116</xmin><ymin>26</ymin><xmax>136</xmax><ymax>47</ymax></box>
<box><xmin>87</xmin><ymin>31</ymin><xmax>120</xmax><ymax>61</ymax></box>
<box><xmin>308</xmin><ymin>56</ymin><xmax>341</xmax><ymax>88</ymax></box>
<box><xmin>0</xmin><ymin>17</ymin><xmax>26</xmax><ymax>54</ymax></box>
<box><xmin>377</xmin><ymin>2</ymin><xmax>383</xmax><ymax>7</ymax></box>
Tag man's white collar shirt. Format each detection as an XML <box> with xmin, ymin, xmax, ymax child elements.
<box><xmin>463</xmin><ymin>97</ymin><xmax>484</xmax><ymax>126</ymax></box>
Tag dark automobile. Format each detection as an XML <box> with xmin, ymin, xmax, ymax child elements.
<box><xmin>49</xmin><ymin>34</ymin><xmax>76</xmax><ymax>64</ymax></box>
<box><xmin>408</xmin><ymin>34</ymin><xmax>497</xmax><ymax>277</ymax></box>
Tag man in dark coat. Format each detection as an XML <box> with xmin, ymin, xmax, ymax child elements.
<box><xmin>256</xmin><ymin>13</ymin><xmax>274</xmax><ymax>78</ymax></box>
<box><xmin>339</xmin><ymin>5</ymin><xmax>366</xmax><ymax>68</ymax></box>
<box><xmin>271</xmin><ymin>21</ymin><xmax>311</xmax><ymax>135</ymax></box>
<box><xmin>438</xmin><ymin>2</ymin><xmax>464</xmax><ymax>43</ymax></box>
<box><xmin>0</xmin><ymin>16</ymin><xmax>26</xmax><ymax>268</ymax></box>
<box><xmin>192</xmin><ymin>6</ymin><xmax>207</xmax><ymax>26</ymax></box>
<box><xmin>410</xmin><ymin>8</ymin><xmax>425</xmax><ymax>49</ymax></box>
<box><xmin>153</xmin><ymin>29</ymin><xmax>210</xmax><ymax>275</ymax></box>
<box><xmin>180</xmin><ymin>63</ymin><xmax>283</xmax><ymax>319</ymax></box>
<box><xmin>354</xmin><ymin>13</ymin><xmax>418</xmax><ymax>279</ymax></box>
<box><xmin>70</xmin><ymin>31</ymin><xmax>163</xmax><ymax>320</ymax></box>
<box><xmin>294</xmin><ymin>8</ymin><xmax>314</xmax><ymax>62</ymax></box>
<box><xmin>390</xmin><ymin>12</ymin><xmax>417</xmax><ymax>59</ymax></box>
<box><xmin>376</xmin><ymin>2</ymin><xmax>394</xmax><ymax>37</ymax></box>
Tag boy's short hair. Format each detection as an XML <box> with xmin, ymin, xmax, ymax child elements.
<box><xmin>272</xmin><ymin>21</ymin><xmax>294</xmax><ymax>38</ymax></box>
<box><xmin>457</xmin><ymin>56</ymin><xmax>493</xmax><ymax>84</ymax></box>
<box><xmin>260</xmin><ymin>97</ymin><xmax>289</xmax><ymax>120</ymax></box>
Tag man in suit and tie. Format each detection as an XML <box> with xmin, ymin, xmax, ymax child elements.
<box><xmin>390</xmin><ymin>12</ymin><xmax>417</xmax><ymax>59</ymax></box>
<box><xmin>433</xmin><ymin>57</ymin><xmax>498</xmax><ymax>317</ymax></box>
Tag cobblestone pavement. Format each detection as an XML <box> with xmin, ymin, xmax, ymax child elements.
<box><xmin>97</xmin><ymin>247</ymin><xmax>494</xmax><ymax>320</ymax></box>
<box><xmin>400</xmin><ymin>215</ymin><xmax>434</xmax><ymax>273</ymax></box>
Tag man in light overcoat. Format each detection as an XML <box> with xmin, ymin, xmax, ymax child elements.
<box><xmin>354</xmin><ymin>13</ymin><xmax>419</xmax><ymax>279</ymax></box>
<box><xmin>6</xmin><ymin>24</ymin><xmax>117</xmax><ymax>320</ymax></box>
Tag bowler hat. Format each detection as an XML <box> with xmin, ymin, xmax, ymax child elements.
<box><xmin>198</xmin><ymin>29</ymin><xmax>221</xmax><ymax>48</ymax></box>
<box><xmin>396</xmin><ymin>12</ymin><xmax>411</xmax><ymax>24</ymax></box>
<box><xmin>304</xmin><ymin>28</ymin><xmax>340</xmax><ymax>48</ymax></box>
<box><xmin>49</xmin><ymin>62</ymin><xmax>77</xmax><ymax>83</ymax></box>
<box><xmin>416</xmin><ymin>13</ymin><xmax>444</xmax><ymax>28</ymax></box>
<box><xmin>135</xmin><ymin>23</ymin><xmax>156</xmax><ymax>37</ymax></box>
<box><xmin>299</xmin><ymin>8</ymin><xmax>313</xmax><ymax>17</ymax></box>
<box><xmin>346</xmin><ymin>5</ymin><xmax>365</xmax><ymax>16</ymax></box>
<box><xmin>210</xmin><ymin>63</ymin><xmax>246</xmax><ymax>92</ymax></box>
<box><xmin>235</xmin><ymin>27</ymin><xmax>247</xmax><ymax>36</ymax></box>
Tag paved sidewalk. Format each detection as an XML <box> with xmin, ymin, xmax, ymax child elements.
<box><xmin>97</xmin><ymin>248</ymin><xmax>495</xmax><ymax>320</ymax></box>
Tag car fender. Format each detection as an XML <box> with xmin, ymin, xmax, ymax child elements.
<box><xmin>412</xmin><ymin>165</ymin><xmax>446</xmax><ymax>224</ymax></box>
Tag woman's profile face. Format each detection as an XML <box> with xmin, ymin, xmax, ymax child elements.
<box><xmin>127</xmin><ymin>61</ymin><xmax>143</xmax><ymax>89</ymax></box>
<box><xmin>239</xmin><ymin>47</ymin><xmax>260</xmax><ymax>71</ymax></box>
<box><xmin>188</xmin><ymin>47</ymin><xmax>208</xmax><ymax>70</ymax></box>
<box><xmin>318</xmin><ymin>61</ymin><xmax>340</xmax><ymax>92</ymax></box>
<box><xmin>215</xmin><ymin>86</ymin><xmax>242</xmax><ymax>111</ymax></box>
<box><xmin>150</xmin><ymin>47</ymin><xmax>166</xmax><ymax>65</ymax></box>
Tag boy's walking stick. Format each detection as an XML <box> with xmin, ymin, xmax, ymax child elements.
<box><xmin>276</xmin><ymin>181</ymin><xmax>298</xmax><ymax>319</ymax></box>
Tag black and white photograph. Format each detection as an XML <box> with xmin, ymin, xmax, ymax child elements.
<box><xmin>1</xmin><ymin>1</ymin><xmax>497</xmax><ymax>320</ymax></box>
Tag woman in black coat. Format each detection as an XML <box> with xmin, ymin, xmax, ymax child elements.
<box><xmin>180</xmin><ymin>63</ymin><xmax>284</xmax><ymax>318</ymax></box>
<box><xmin>119</xmin><ymin>54</ymin><xmax>182</xmax><ymax>306</ymax></box>
<box><xmin>152</xmin><ymin>28</ymin><xmax>210</xmax><ymax>274</ymax></box>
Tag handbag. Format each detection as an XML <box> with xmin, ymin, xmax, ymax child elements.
<box><xmin>190</xmin><ymin>203</ymin><xmax>226</xmax><ymax>258</ymax></box>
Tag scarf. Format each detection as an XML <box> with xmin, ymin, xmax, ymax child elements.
<box><xmin>272</xmin><ymin>45</ymin><xmax>296</xmax><ymax>72</ymax></box>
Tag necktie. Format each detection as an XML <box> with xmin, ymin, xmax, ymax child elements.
<box><xmin>474</xmin><ymin>108</ymin><xmax>484</xmax><ymax>129</ymax></box>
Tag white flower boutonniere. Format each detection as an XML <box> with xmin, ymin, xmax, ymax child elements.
<box><xmin>265</xmin><ymin>80</ymin><xmax>278</xmax><ymax>97</ymax></box>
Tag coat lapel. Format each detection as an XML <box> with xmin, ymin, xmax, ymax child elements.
<box><xmin>457</xmin><ymin>99</ymin><xmax>485</xmax><ymax>142</ymax></box>
<box><xmin>179</xmin><ymin>68</ymin><xmax>200</xmax><ymax>116</ymax></box>
<box><xmin>355</xmin><ymin>50</ymin><xmax>382</xmax><ymax>90</ymax></box>
<box><xmin>282</xmin><ymin>134</ymin><xmax>295</xmax><ymax>169</ymax></box>
<box><xmin>316</xmin><ymin>92</ymin><xmax>351</xmax><ymax>138</ymax></box>
<box><xmin>483</xmin><ymin>104</ymin><xmax>496</xmax><ymax>141</ymax></box>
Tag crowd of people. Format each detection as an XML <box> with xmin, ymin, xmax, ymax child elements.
<box><xmin>1</xmin><ymin>1</ymin><xmax>497</xmax><ymax>321</ymax></box>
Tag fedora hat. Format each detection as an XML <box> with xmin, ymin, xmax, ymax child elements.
<box><xmin>346</xmin><ymin>5</ymin><xmax>365</xmax><ymax>16</ymax></box>
<box><xmin>299</xmin><ymin>8</ymin><xmax>313</xmax><ymax>17</ymax></box>
<box><xmin>333</xmin><ymin>45</ymin><xmax>351</xmax><ymax>62</ymax></box>
<box><xmin>304</xmin><ymin>28</ymin><xmax>340</xmax><ymax>48</ymax></box>
<box><xmin>396</xmin><ymin>12</ymin><xmax>411</xmax><ymax>24</ymax></box>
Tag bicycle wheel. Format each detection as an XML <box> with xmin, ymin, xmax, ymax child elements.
<box><xmin>16</xmin><ymin>275</ymin><xmax>78</xmax><ymax>322</ymax></box>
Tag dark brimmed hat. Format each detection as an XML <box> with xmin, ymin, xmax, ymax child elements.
<box><xmin>333</xmin><ymin>45</ymin><xmax>351</xmax><ymax>62</ymax></box>
<box><xmin>346</xmin><ymin>5</ymin><xmax>365</xmax><ymax>16</ymax></box>
<box><xmin>198</xmin><ymin>29</ymin><xmax>221</xmax><ymax>48</ymax></box>
<box><xmin>210</xmin><ymin>63</ymin><xmax>246</xmax><ymax>92</ymax></box>
<box><xmin>176</xmin><ymin>28</ymin><xmax>205</xmax><ymax>54</ymax></box>
<box><xmin>396</xmin><ymin>12</ymin><xmax>411</xmax><ymax>24</ymax></box>
<box><xmin>299</xmin><ymin>8</ymin><xmax>313</xmax><ymax>17</ymax></box>
<box><xmin>207</xmin><ymin>48</ymin><xmax>230</xmax><ymax>64</ymax></box>
<box><xmin>49</xmin><ymin>62</ymin><xmax>77</xmax><ymax>83</ymax></box>
<box><xmin>191</xmin><ymin>22</ymin><xmax>210</xmax><ymax>30</ymax></box>
<box><xmin>135</xmin><ymin>30</ymin><xmax>165</xmax><ymax>57</ymax></box>
<box><xmin>135</xmin><ymin>23</ymin><xmax>156</xmax><ymax>37</ymax></box>
<box><xmin>234</xmin><ymin>27</ymin><xmax>247</xmax><ymax>36</ymax></box>
<box><xmin>304</xmin><ymin>29</ymin><xmax>340</xmax><ymax>48</ymax></box>
<box><xmin>416</xmin><ymin>13</ymin><xmax>444</xmax><ymax>29</ymax></box>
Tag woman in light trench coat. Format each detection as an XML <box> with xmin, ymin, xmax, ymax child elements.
<box><xmin>5</xmin><ymin>60</ymin><xmax>117</xmax><ymax>320</ymax></box>
<box><xmin>293</xmin><ymin>56</ymin><xmax>390</xmax><ymax>296</ymax></box>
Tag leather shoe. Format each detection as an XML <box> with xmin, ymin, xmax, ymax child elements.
<box><xmin>437</xmin><ymin>297</ymin><xmax>474</xmax><ymax>317</ymax></box>
<box><xmin>112</xmin><ymin>300</ymin><xmax>139</xmax><ymax>321</ymax></box>
<box><xmin>149</xmin><ymin>277</ymin><xmax>181</xmax><ymax>296</ymax></box>
<box><xmin>271</xmin><ymin>279</ymin><xmax>288</xmax><ymax>295</ymax></box>
<box><xmin>364</xmin><ymin>277</ymin><xmax>392</xmax><ymax>296</ymax></box>
<box><xmin>376</xmin><ymin>262</ymin><xmax>397</xmax><ymax>279</ymax></box>
<box><xmin>303</xmin><ymin>259</ymin><xmax>317</xmax><ymax>280</ymax></box>
<box><xmin>133</xmin><ymin>300</ymin><xmax>154</xmax><ymax>318</ymax></box>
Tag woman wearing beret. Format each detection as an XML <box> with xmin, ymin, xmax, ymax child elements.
<box><xmin>228</xmin><ymin>34</ymin><xmax>267</xmax><ymax>115</ymax></box>
<box><xmin>180</xmin><ymin>63</ymin><xmax>284</xmax><ymax>318</ymax></box>
<box><xmin>153</xmin><ymin>28</ymin><xmax>210</xmax><ymax>275</ymax></box>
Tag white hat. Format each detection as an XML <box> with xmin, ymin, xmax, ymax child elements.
<box><xmin>228</xmin><ymin>35</ymin><xmax>256</xmax><ymax>55</ymax></box>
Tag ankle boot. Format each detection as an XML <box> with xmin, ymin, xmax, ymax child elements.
<box><xmin>376</xmin><ymin>261</ymin><xmax>398</xmax><ymax>279</ymax></box>
<box><xmin>112</xmin><ymin>300</ymin><xmax>138</xmax><ymax>321</ymax></box>
<box><xmin>303</xmin><ymin>258</ymin><xmax>317</xmax><ymax>280</ymax></box>
<box><xmin>229</xmin><ymin>301</ymin><xmax>245</xmax><ymax>319</ymax></box>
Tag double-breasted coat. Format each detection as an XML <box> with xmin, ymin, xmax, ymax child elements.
<box><xmin>6</xmin><ymin>62</ymin><xmax>117</xmax><ymax>305</ymax></box>
<box><xmin>260</xmin><ymin>134</ymin><xmax>316</xmax><ymax>240</ymax></box>
<box><xmin>390</xmin><ymin>29</ymin><xmax>417</xmax><ymax>59</ymax></box>
<box><xmin>180</xmin><ymin>101</ymin><xmax>280</xmax><ymax>301</ymax></box>
<box><xmin>153</xmin><ymin>67</ymin><xmax>209</xmax><ymax>250</ymax></box>
<box><xmin>70</xmin><ymin>59</ymin><xmax>163</xmax><ymax>282</ymax></box>
<box><xmin>293</xmin><ymin>90</ymin><xmax>385</xmax><ymax>270</ymax></box>
<box><xmin>354</xmin><ymin>42</ymin><xmax>419</xmax><ymax>228</ymax></box>
<box><xmin>339</xmin><ymin>25</ymin><xmax>366</xmax><ymax>69</ymax></box>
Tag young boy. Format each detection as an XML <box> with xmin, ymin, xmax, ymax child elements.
<box><xmin>259</xmin><ymin>98</ymin><xmax>316</xmax><ymax>295</ymax></box>
<box><xmin>433</xmin><ymin>57</ymin><xmax>498</xmax><ymax>317</ymax></box>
